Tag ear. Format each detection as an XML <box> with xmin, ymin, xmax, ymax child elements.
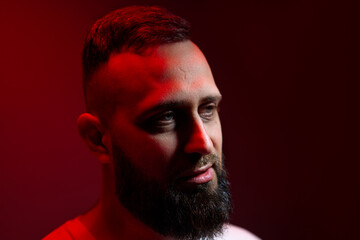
<box><xmin>77</xmin><ymin>113</ymin><xmax>111</xmax><ymax>164</ymax></box>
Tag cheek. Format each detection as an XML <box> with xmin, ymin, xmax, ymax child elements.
<box><xmin>151</xmin><ymin>133</ymin><xmax>178</xmax><ymax>157</ymax></box>
<box><xmin>111</xmin><ymin>122</ymin><xmax>178</xmax><ymax>181</ymax></box>
<box><xmin>209</xmin><ymin>121</ymin><xmax>223</xmax><ymax>154</ymax></box>
<box><xmin>146</xmin><ymin>133</ymin><xmax>179</xmax><ymax>177</ymax></box>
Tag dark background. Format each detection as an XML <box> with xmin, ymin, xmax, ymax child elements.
<box><xmin>0</xmin><ymin>0</ymin><xmax>353</xmax><ymax>239</ymax></box>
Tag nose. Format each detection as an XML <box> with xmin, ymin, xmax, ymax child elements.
<box><xmin>184</xmin><ymin>118</ymin><xmax>213</xmax><ymax>155</ymax></box>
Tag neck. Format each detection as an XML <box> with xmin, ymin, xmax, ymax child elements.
<box><xmin>79</xmin><ymin>164</ymin><xmax>172</xmax><ymax>240</ymax></box>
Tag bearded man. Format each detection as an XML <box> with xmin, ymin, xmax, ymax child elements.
<box><xmin>44</xmin><ymin>5</ymin><xmax>260</xmax><ymax>240</ymax></box>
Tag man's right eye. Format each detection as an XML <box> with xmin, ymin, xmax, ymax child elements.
<box><xmin>142</xmin><ymin>111</ymin><xmax>176</xmax><ymax>133</ymax></box>
<box><xmin>154</xmin><ymin>111</ymin><xmax>175</xmax><ymax>125</ymax></box>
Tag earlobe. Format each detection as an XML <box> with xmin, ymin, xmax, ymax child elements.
<box><xmin>77</xmin><ymin>113</ymin><xmax>111</xmax><ymax>164</ymax></box>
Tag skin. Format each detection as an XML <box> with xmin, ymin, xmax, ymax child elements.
<box><xmin>77</xmin><ymin>40</ymin><xmax>223</xmax><ymax>240</ymax></box>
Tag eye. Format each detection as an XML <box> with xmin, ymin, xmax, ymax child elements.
<box><xmin>199</xmin><ymin>103</ymin><xmax>218</xmax><ymax>121</ymax></box>
<box><xmin>142</xmin><ymin>111</ymin><xmax>176</xmax><ymax>133</ymax></box>
<box><xmin>156</xmin><ymin>111</ymin><xmax>175</xmax><ymax>124</ymax></box>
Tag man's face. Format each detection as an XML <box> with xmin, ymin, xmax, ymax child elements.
<box><xmin>95</xmin><ymin>40</ymin><xmax>230</xmax><ymax>239</ymax></box>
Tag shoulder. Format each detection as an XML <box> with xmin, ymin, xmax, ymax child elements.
<box><xmin>220</xmin><ymin>224</ymin><xmax>261</xmax><ymax>240</ymax></box>
<box><xmin>42</xmin><ymin>217</ymin><xmax>95</xmax><ymax>240</ymax></box>
<box><xmin>42</xmin><ymin>222</ymin><xmax>74</xmax><ymax>240</ymax></box>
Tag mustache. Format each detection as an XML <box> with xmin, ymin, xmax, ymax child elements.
<box><xmin>198</xmin><ymin>153</ymin><xmax>219</xmax><ymax>167</ymax></box>
<box><xmin>169</xmin><ymin>153</ymin><xmax>221</xmax><ymax>182</ymax></box>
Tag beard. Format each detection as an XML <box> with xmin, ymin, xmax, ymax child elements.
<box><xmin>113</xmin><ymin>146</ymin><xmax>232</xmax><ymax>240</ymax></box>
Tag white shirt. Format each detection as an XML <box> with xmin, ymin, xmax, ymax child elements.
<box><xmin>43</xmin><ymin>217</ymin><xmax>260</xmax><ymax>240</ymax></box>
<box><xmin>219</xmin><ymin>224</ymin><xmax>260</xmax><ymax>240</ymax></box>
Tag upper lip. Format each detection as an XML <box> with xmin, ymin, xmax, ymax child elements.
<box><xmin>175</xmin><ymin>163</ymin><xmax>213</xmax><ymax>180</ymax></box>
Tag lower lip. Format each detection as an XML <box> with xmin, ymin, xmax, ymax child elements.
<box><xmin>182</xmin><ymin>167</ymin><xmax>215</xmax><ymax>185</ymax></box>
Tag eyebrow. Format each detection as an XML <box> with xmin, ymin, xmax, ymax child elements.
<box><xmin>199</xmin><ymin>95</ymin><xmax>222</xmax><ymax>105</ymax></box>
<box><xmin>136</xmin><ymin>95</ymin><xmax>222</xmax><ymax>121</ymax></box>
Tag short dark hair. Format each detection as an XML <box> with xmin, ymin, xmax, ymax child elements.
<box><xmin>82</xmin><ymin>5</ymin><xmax>191</xmax><ymax>98</ymax></box>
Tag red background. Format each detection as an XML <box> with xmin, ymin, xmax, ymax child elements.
<box><xmin>0</xmin><ymin>0</ymin><xmax>353</xmax><ymax>239</ymax></box>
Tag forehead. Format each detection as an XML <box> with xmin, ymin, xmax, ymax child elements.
<box><xmin>94</xmin><ymin>41</ymin><xmax>220</xmax><ymax>117</ymax></box>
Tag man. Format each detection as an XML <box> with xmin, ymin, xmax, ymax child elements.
<box><xmin>44</xmin><ymin>6</ymin><xmax>260</xmax><ymax>240</ymax></box>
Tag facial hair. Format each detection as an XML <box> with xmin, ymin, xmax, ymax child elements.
<box><xmin>113</xmin><ymin>146</ymin><xmax>232</xmax><ymax>240</ymax></box>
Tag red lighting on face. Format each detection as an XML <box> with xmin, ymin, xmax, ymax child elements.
<box><xmin>0</xmin><ymin>1</ymin><xmax>351</xmax><ymax>240</ymax></box>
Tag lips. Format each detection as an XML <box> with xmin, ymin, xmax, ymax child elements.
<box><xmin>176</xmin><ymin>163</ymin><xmax>215</xmax><ymax>186</ymax></box>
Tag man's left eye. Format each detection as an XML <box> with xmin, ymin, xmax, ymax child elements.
<box><xmin>199</xmin><ymin>104</ymin><xmax>218</xmax><ymax>120</ymax></box>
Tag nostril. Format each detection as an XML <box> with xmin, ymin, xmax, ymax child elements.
<box><xmin>183</xmin><ymin>131</ymin><xmax>213</xmax><ymax>155</ymax></box>
<box><xmin>187</xmin><ymin>152</ymin><xmax>203</xmax><ymax>164</ymax></box>
<box><xmin>183</xmin><ymin>117</ymin><xmax>213</xmax><ymax>155</ymax></box>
